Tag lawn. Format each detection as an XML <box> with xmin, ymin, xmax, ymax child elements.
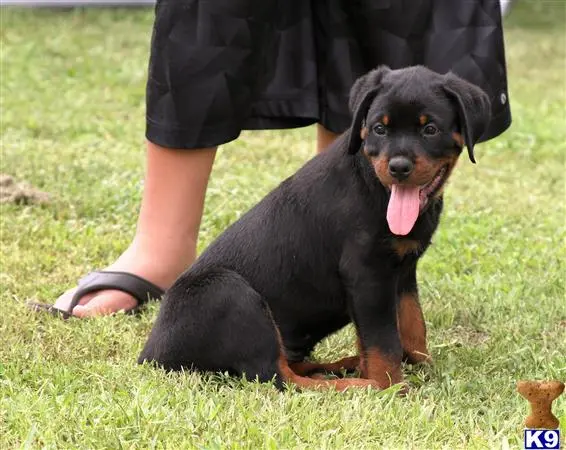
<box><xmin>1</xmin><ymin>2</ymin><xmax>565</xmax><ymax>449</ymax></box>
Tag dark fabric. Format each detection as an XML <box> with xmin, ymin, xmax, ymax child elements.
<box><xmin>146</xmin><ymin>0</ymin><xmax>511</xmax><ymax>149</ymax></box>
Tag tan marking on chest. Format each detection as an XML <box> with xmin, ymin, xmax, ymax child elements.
<box><xmin>392</xmin><ymin>239</ymin><xmax>421</xmax><ymax>258</ymax></box>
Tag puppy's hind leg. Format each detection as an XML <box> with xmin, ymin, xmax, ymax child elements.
<box><xmin>138</xmin><ymin>267</ymin><xmax>284</xmax><ymax>388</ymax></box>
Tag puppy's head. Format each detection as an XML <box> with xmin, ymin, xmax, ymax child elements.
<box><xmin>348</xmin><ymin>65</ymin><xmax>491</xmax><ymax>236</ymax></box>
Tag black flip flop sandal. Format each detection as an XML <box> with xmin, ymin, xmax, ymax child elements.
<box><xmin>27</xmin><ymin>271</ymin><xmax>165</xmax><ymax>319</ymax></box>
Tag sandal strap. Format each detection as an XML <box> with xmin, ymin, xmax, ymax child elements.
<box><xmin>67</xmin><ymin>271</ymin><xmax>165</xmax><ymax>313</ymax></box>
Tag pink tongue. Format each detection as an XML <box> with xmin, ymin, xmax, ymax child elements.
<box><xmin>387</xmin><ymin>185</ymin><xmax>421</xmax><ymax>236</ymax></box>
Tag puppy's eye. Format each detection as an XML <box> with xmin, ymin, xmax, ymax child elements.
<box><xmin>373</xmin><ymin>124</ymin><xmax>387</xmax><ymax>136</ymax></box>
<box><xmin>423</xmin><ymin>124</ymin><xmax>439</xmax><ymax>136</ymax></box>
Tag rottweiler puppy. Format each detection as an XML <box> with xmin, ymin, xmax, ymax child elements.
<box><xmin>139</xmin><ymin>65</ymin><xmax>491</xmax><ymax>391</ymax></box>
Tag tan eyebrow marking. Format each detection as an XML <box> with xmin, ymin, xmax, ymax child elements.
<box><xmin>452</xmin><ymin>132</ymin><xmax>464</xmax><ymax>147</ymax></box>
<box><xmin>382</xmin><ymin>115</ymin><xmax>390</xmax><ymax>125</ymax></box>
<box><xmin>419</xmin><ymin>115</ymin><xmax>428</xmax><ymax>125</ymax></box>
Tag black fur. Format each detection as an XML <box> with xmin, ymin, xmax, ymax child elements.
<box><xmin>347</xmin><ymin>66</ymin><xmax>390</xmax><ymax>154</ymax></box>
<box><xmin>138</xmin><ymin>66</ymin><xmax>491</xmax><ymax>389</ymax></box>
<box><xmin>442</xmin><ymin>72</ymin><xmax>491</xmax><ymax>163</ymax></box>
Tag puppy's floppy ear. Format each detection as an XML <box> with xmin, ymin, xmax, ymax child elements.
<box><xmin>442</xmin><ymin>72</ymin><xmax>491</xmax><ymax>163</ymax></box>
<box><xmin>347</xmin><ymin>66</ymin><xmax>390</xmax><ymax>154</ymax></box>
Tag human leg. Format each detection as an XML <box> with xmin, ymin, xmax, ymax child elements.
<box><xmin>316</xmin><ymin>125</ymin><xmax>341</xmax><ymax>153</ymax></box>
<box><xmin>48</xmin><ymin>0</ymin><xmax>283</xmax><ymax>317</ymax></box>
<box><xmin>52</xmin><ymin>142</ymin><xmax>216</xmax><ymax>317</ymax></box>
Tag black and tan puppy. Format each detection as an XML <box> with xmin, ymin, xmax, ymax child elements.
<box><xmin>139</xmin><ymin>66</ymin><xmax>491</xmax><ymax>391</ymax></box>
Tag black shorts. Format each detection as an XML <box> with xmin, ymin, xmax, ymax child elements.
<box><xmin>146</xmin><ymin>0</ymin><xmax>512</xmax><ymax>149</ymax></box>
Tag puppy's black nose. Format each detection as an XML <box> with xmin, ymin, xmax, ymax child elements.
<box><xmin>388</xmin><ymin>156</ymin><xmax>414</xmax><ymax>181</ymax></box>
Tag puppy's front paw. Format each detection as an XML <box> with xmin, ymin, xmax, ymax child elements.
<box><xmin>403</xmin><ymin>349</ymin><xmax>433</xmax><ymax>365</ymax></box>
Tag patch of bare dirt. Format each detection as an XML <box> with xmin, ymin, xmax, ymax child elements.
<box><xmin>446</xmin><ymin>325</ymin><xmax>490</xmax><ymax>346</ymax></box>
<box><xmin>0</xmin><ymin>174</ymin><xmax>51</xmax><ymax>205</ymax></box>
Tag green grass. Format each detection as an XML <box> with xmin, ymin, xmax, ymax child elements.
<box><xmin>1</xmin><ymin>2</ymin><xmax>565</xmax><ymax>448</ymax></box>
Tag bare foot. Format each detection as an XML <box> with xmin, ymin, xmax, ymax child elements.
<box><xmin>49</xmin><ymin>143</ymin><xmax>216</xmax><ymax>318</ymax></box>
<box><xmin>52</xmin><ymin>239</ymin><xmax>195</xmax><ymax>318</ymax></box>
